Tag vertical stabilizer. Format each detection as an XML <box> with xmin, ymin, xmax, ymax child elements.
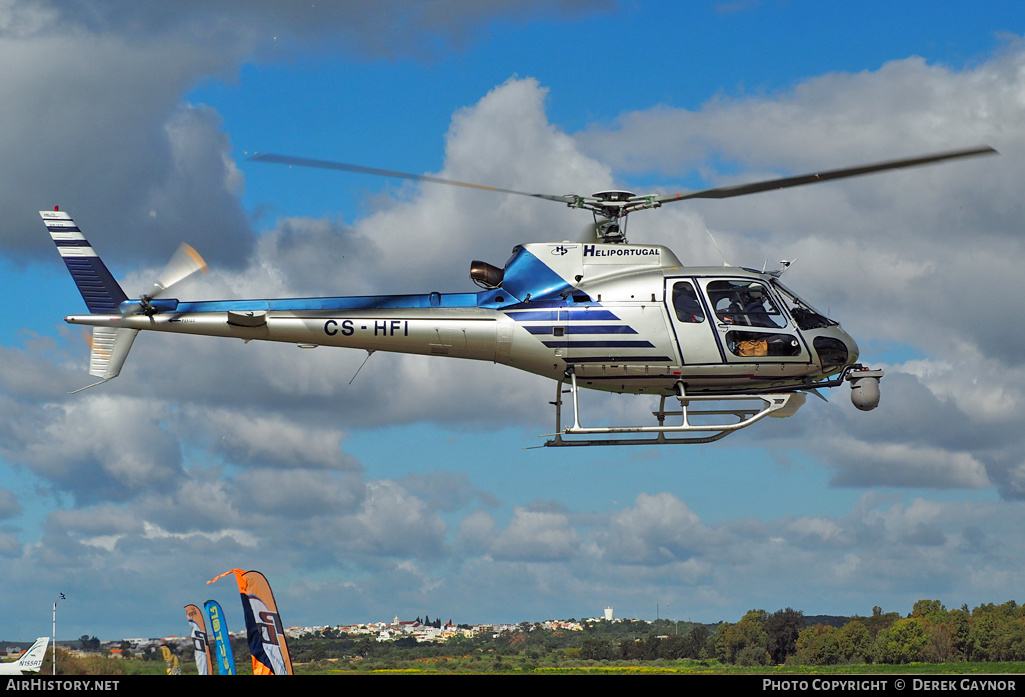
<box><xmin>17</xmin><ymin>637</ymin><xmax>48</xmax><ymax>673</ymax></box>
<box><xmin>40</xmin><ymin>210</ymin><xmax>127</xmax><ymax>314</ymax></box>
<box><xmin>0</xmin><ymin>637</ymin><xmax>49</xmax><ymax>675</ymax></box>
<box><xmin>85</xmin><ymin>326</ymin><xmax>139</xmax><ymax>380</ymax></box>
<box><xmin>42</xmin><ymin>210</ymin><xmax>138</xmax><ymax>388</ymax></box>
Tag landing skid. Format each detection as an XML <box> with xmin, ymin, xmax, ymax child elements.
<box><xmin>542</xmin><ymin>372</ymin><xmax>805</xmax><ymax>447</ymax></box>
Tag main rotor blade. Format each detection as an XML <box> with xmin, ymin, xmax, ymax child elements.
<box><xmin>648</xmin><ymin>146</ymin><xmax>998</xmax><ymax>206</ymax></box>
<box><xmin>248</xmin><ymin>152</ymin><xmax>578</xmax><ymax>204</ymax></box>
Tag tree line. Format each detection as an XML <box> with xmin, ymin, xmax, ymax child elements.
<box><xmin>285</xmin><ymin>599</ymin><xmax>1025</xmax><ymax>668</ymax></box>
<box><xmin>709</xmin><ymin>600</ymin><xmax>1025</xmax><ymax>666</ymax></box>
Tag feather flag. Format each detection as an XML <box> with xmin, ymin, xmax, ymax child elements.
<box><xmin>184</xmin><ymin>604</ymin><xmax>213</xmax><ymax>675</ymax></box>
<box><xmin>208</xmin><ymin>569</ymin><xmax>292</xmax><ymax>675</ymax></box>
<box><xmin>204</xmin><ymin>599</ymin><xmax>236</xmax><ymax>675</ymax></box>
<box><xmin>160</xmin><ymin>645</ymin><xmax>181</xmax><ymax>675</ymax></box>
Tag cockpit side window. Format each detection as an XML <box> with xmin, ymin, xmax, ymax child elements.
<box><xmin>706</xmin><ymin>280</ymin><xmax>786</xmax><ymax>328</ymax></box>
<box><xmin>671</xmin><ymin>281</ymin><xmax>704</xmax><ymax>323</ymax></box>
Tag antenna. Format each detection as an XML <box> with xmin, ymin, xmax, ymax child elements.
<box><xmin>349</xmin><ymin>350</ymin><xmax>375</xmax><ymax>385</ymax></box>
<box><xmin>769</xmin><ymin>259</ymin><xmax>796</xmax><ymax>278</ymax></box>
<box><xmin>705</xmin><ymin>228</ymin><xmax>731</xmax><ymax>267</ymax></box>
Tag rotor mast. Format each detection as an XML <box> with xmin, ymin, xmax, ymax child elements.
<box><xmin>572</xmin><ymin>190</ymin><xmax>643</xmax><ymax>243</ymax></box>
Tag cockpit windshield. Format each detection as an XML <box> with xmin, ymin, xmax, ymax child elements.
<box><xmin>772</xmin><ymin>280</ymin><xmax>838</xmax><ymax>330</ymax></box>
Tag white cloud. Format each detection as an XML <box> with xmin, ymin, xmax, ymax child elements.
<box><xmin>0</xmin><ymin>487</ymin><xmax>24</xmax><ymax>520</ymax></box>
<box><xmin>457</xmin><ymin>510</ymin><xmax>498</xmax><ymax>553</ymax></box>
<box><xmin>0</xmin><ymin>395</ymin><xmax>184</xmax><ymax>503</ymax></box>
<box><xmin>599</xmin><ymin>493</ymin><xmax>711</xmax><ymax>565</ymax></box>
<box><xmin>491</xmin><ymin>507</ymin><xmax>581</xmax><ymax>561</ymax></box>
<box><xmin>230</xmin><ymin>468</ymin><xmax>365</xmax><ymax>518</ymax></box>
<box><xmin>828</xmin><ymin>439</ymin><xmax>991</xmax><ymax>489</ymax></box>
<box><xmin>191</xmin><ymin>407</ymin><xmax>361</xmax><ymax>471</ymax></box>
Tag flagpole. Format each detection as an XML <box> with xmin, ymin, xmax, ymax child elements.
<box><xmin>52</xmin><ymin>593</ymin><xmax>64</xmax><ymax>675</ymax></box>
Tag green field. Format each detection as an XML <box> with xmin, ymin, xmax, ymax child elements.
<box><xmin>37</xmin><ymin>649</ymin><xmax>1025</xmax><ymax>676</ymax></box>
<box><xmin>292</xmin><ymin>657</ymin><xmax>1025</xmax><ymax>676</ymax></box>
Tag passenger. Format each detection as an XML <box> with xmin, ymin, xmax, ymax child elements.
<box><xmin>672</xmin><ymin>282</ymin><xmax>704</xmax><ymax>323</ymax></box>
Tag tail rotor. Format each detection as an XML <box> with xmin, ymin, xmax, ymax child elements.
<box><xmin>139</xmin><ymin>243</ymin><xmax>207</xmax><ymax>315</ymax></box>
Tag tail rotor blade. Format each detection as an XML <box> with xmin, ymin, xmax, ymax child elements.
<box><xmin>148</xmin><ymin>243</ymin><xmax>208</xmax><ymax>299</ymax></box>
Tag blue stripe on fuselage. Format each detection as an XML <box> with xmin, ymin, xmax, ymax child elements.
<box><xmin>569</xmin><ymin>355</ymin><xmax>673</xmax><ymax>363</ymax></box>
<box><xmin>506</xmin><ymin>309</ymin><xmax>619</xmax><ymax>321</ymax></box>
<box><xmin>523</xmin><ymin>325</ymin><xmax>637</xmax><ymax>335</ymax></box>
<box><xmin>174</xmin><ymin>293</ymin><xmax>482</xmax><ymax>314</ymax></box>
<box><xmin>541</xmin><ymin>340</ymin><xmax>655</xmax><ymax>348</ymax></box>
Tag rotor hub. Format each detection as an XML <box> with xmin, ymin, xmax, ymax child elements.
<box><xmin>585</xmin><ymin>191</ymin><xmax>636</xmax><ymax>243</ymax></box>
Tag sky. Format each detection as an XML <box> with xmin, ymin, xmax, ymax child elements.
<box><xmin>1</xmin><ymin>0</ymin><xmax>1025</xmax><ymax>640</ymax></box>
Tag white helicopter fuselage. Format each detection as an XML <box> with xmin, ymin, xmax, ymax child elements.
<box><xmin>63</xmin><ymin>240</ymin><xmax>859</xmax><ymax>398</ymax></box>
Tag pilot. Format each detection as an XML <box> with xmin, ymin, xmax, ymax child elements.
<box><xmin>742</xmin><ymin>286</ymin><xmax>772</xmax><ymax>327</ymax></box>
<box><xmin>713</xmin><ymin>294</ymin><xmax>737</xmax><ymax>324</ymax></box>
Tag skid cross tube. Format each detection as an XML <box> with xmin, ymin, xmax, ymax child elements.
<box><xmin>544</xmin><ymin>372</ymin><xmax>802</xmax><ymax>446</ymax></box>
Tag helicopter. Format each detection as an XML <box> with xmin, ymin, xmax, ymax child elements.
<box><xmin>42</xmin><ymin>145</ymin><xmax>996</xmax><ymax>446</ymax></box>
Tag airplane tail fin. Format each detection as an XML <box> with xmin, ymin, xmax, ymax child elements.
<box><xmin>15</xmin><ymin>637</ymin><xmax>48</xmax><ymax>673</ymax></box>
<box><xmin>39</xmin><ymin>209</ymin><xmax>128</xmax><ymax>314</ymax></box>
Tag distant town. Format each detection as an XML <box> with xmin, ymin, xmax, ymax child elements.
<box><xmin>4</xmin><ymin>613</ymin><xmax>610</xmax><ymax>659</ymax></box>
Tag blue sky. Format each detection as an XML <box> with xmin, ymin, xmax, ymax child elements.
<box><xmin>1</xmin><ymin>0</ymin><xmax>1025</xmax><ymax>641</ymax></box>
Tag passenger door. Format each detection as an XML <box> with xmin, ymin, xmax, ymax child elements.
<box><xmin>665</xmin><ymin>279</ymin><xmax>723</xmax><ymax>365</ymax></box>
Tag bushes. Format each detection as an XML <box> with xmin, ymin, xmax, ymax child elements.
<box><xmin>789</xmin><ymin>600</ymin><xmax>1025</xmax><ymax>666</ymax></box>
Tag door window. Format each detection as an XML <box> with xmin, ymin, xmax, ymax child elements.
<box><xmin>706</xmin><ymin>280</ymin><xmax>786</xmax><ymax>328</ymax></box>
<box><xmin>671</xmin><ymin>281</ymin><xmax>705</xmax><ymax>323</ymax></box>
